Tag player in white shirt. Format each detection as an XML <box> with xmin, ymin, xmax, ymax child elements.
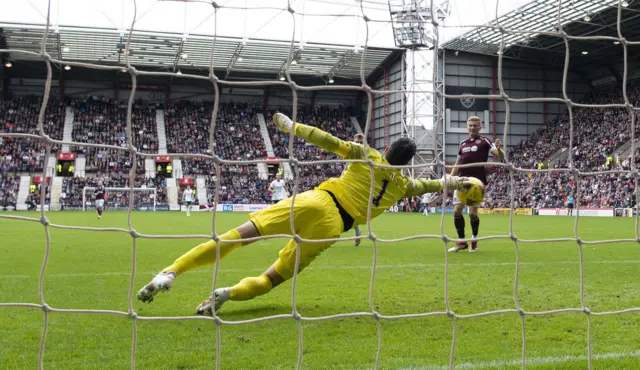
<box><xmin>421</xmin><ymin>193</ymin><xmax>431</xmax><ymax>216</ymax></box>
<box><xmin>268</xmin><ymin>173</ymin><xmax>287</xmax><ymax>204</ymax></box>
<box><xmin>183</xmin><ymin>185</ymin><xmax>195</xmax><ymax>216</ymax></box>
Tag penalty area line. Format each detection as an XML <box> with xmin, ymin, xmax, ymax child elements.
<box><xmin>402</xmin><ymin>350</ymin><xmax>640</xmax><ymax>370</ymax></box>
<box><xmin>1</xmin><ymin>260</ymin><xmax>639</xmax><ymax>279</ymax></box>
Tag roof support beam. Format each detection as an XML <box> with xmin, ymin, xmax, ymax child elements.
<box><xmin>543</xmin><ymin>11</ymin><xmax>640</xmax><ymax>51</ymax></box>
<box><xmin>327</xmin><ymin>49</ymin><xmax>355</xmax><ymax>81</ymax></box>
<box><xmin>275</xmin><ymin>47</ymin><xmax>302</xmax><ymax>80</ymax></box>
<box><xmin>171</xmin><ymin>38</ymin><xmax>185</xmax><ymax>73</ymax></box>
<box><xmin>0</xmin><ymin>24</ymin><xmax>396</xmax><ymax>82</ymax></box>
<box><xmin>224</xmin><ymin>42</ymin><xmax>244</xmax><ymax>79</ymax></box>
<box><xmin>55</xmin><ymin>31</ymin><xmax>63</xmax><ymax>71</ymax></box>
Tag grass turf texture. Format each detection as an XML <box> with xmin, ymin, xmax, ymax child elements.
<box><xmin>0</xmin><ymin>211</ymin><xmax>639</xmax><ymax>369</ymax></box>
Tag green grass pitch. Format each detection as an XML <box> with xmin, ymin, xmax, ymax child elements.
<box><xmin>1</xmin><ymin>211</ymin><xmax>639</xmax><ymax>369</ymax></box>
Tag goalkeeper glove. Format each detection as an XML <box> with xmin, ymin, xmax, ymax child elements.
<box><xmin>441</xmin><ymin>175</ymin><xmax>472</xmax><ymax>191</ymax></box>
<box><xmin>273</xmin><ymin>112</ymin><xmax>295</xmax><ymax>133</ymax></box>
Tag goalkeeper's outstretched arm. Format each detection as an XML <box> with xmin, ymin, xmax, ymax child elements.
<box><xmin>404</xmin><ymin>176</ymin><xmax>471</xmax><ymax>198</ymax></box>
<box><xmin>273</xmin><ymin>113</ymin><xmax>364</xmax><ymax>159</ymax></box>
<box><xmin>404</xmin><ymin>179</ymin><xmax>444</xmax><ymax>198</ymax></box>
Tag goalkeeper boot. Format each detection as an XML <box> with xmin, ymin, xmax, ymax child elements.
<box><xmin>470</xmin><ymin>240</ymin><xmax>478</xmax><ymax>252</ymax></box>
<box><xmin>195</xmin><ymin>287</ymin><xmax>230</xmax><ymax>316</ymax></box>
<box><xmin>136</xmin><ymin>271</ymin><xmax>176</xmax><ymax>303</ymax></box>
<box><xmin>448</xmin><ymin>242</ymin><xmax>469</xmax><ymax>252</ymax></box>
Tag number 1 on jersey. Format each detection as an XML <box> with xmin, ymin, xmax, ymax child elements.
<box><xmin>373</xmin><ymin>179</ymin><xmax>389</xmax><ymax>207</ymax></box>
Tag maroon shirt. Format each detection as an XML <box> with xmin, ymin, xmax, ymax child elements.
<box><xmin>457</xmin><ymin>136</ymin><xmax>494</xmax><ymax>185</ymax></box>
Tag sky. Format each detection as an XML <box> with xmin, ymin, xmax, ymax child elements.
<box><xmin>0</xmin><ymin>0</ymin><xmax>534</xmax><ymax>48</ymax></box>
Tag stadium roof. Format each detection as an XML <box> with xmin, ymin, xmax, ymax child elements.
<box><xmin>442</xmin><ymin>0</ymin><xmax>640</xmax><ymax>84</ymax></box>
<box><xmin>0</xmin><ymin>23</ymin><xmax>403</xmax><ymax>84</ymax></box>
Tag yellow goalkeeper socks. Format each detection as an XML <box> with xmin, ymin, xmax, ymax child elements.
<box><xmin>229</xmin><ymin>275</ymin><xmax>273</xmax><ymax>301</ymax></box>
<box><xmin>163</xmin><ymin>229</ymin><xmax>242</xmax><ymax>275</ymax></box>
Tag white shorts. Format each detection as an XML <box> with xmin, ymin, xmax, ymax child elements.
<box><xmin>452</xmin><ymin>191</ymin><xmax>462</xmax><ymax>206</ymax></box>
<box><xmin>95</xmin><ymin>199</ymin><xmax>104</xmax><ymax>208</ymax></box>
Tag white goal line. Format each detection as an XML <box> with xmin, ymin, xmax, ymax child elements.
<box><xmin>2</xmin><ymin>259</ymin><xmax>639</xmax><ymax>279</ymax></box>
<box><xmin>405</xmin><ymin>350</ymin><xmax>640</xmax><ymax>370</ymax></box>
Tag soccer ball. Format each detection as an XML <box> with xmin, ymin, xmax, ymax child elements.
<box><xmin>456</xmin><ymin>177</ymin><xmax>486</xmax><ymax>206</ymax></box>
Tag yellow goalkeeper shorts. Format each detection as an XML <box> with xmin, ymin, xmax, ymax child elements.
<box><xmin>249</xmin><ymin>190</ymin><xmax>344</xmax><ymax>279</ymax></box>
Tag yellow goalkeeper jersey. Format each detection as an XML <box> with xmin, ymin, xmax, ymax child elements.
<box><xmin>293</xmin><ymin>123</ymin><xmax>443</xmax><ymax>227</ymax></box>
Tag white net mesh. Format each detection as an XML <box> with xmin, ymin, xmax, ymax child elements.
<box><xmin>1</xmin><ymin>0</ymin><xmax>640</xmax><ymax>369</ymax></box>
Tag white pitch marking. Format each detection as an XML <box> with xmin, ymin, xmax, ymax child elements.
<box><xmin>400</xmin><ymin>350</ymin><xmax>640</xmax><ymax>370</ymax></box>
<box><xmin>1</xmin><ymin>260</ymin><xmax>639</xmax><ymax>279</ymax></box>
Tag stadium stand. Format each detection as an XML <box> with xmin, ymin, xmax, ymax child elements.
<box><xmin>165</xmin><ymin>101</ymin><xmax>269</xmax><ymax>203</ymax></box>
<box><xmin>165</xmin><ymin>101</ymin><xmax>267</xmax><ymax>181</ymax></box>
<box><xmin>0</xmin><ymin>175</ymin><xmax>19</xmax><ymax>208</ymax></box>
<box><xmin>0</xmin><ymin>96</ymin><xmax>66</xmax><ymax>173</ymax></box>
<box><xmin>204</xmin><ymin>166</ymin><xmax>268</xmax><ymax>204</ymax></box>
<box><xmin>3</xmin><ymin>85</ymin><xmax>640</xmax><ymax>210</ymax></box>
<box><xmin>482</xmin><ymin>83</ymin><xmax>640</xmax><ymax>209</ymax></box>
<box><xmin>70</xmin><ymin>96</ymin><xmax>157</xmax><ymax>174</ymax></box>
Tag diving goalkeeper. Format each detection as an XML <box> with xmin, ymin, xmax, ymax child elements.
<box><xmin>137</xmin><ymin>113</ymin><xmax>473</xmax><ymax>315</ymax></box>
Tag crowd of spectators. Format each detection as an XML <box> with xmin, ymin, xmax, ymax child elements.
<box><xmin>205</xmin><ymin>165</ymin><xmax>269</xmax><ymax>204</ymax></box>
<box><xmin>0</xmin><ymin>175</ymin><xmax>19</xmax><ymax>208</ymax></box>
<box><xmin>6</xmin><ymin>88</ymin><xmax>640</xmax><ymax>211</ymax></box>
<box><xmin>0</xmin><ymin>96</ymin><xmax>66</xmax><ymax>173</ymax></box>
<box><xmin>482</xmin><ymin>84</ymin><xmax>640</xmax><ymax>209</ymax></box>
<box><xmin>165</xmin><ymin>101</ymin><xmax>267</xmax><ymax>175</ymax></box>
<box><xmin>70</xmin><ymin>96</ymin><xmax>157</xmax><ymax>175</ymax></box>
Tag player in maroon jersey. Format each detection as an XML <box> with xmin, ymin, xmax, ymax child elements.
<box><xmin>448</xmin><ymin>116</ymin><xmax>504</xmax><ymax>252</ymax></box>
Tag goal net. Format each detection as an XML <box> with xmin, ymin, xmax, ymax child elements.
<box><xmin>1</xmin><ymin>0</ymin><xmax>639</xmax><ymax>369</ymax></box>
<box><xmin>81</xmin><ymin>187</ymin><xmax>157</xmax><ymax>212</ymax></box>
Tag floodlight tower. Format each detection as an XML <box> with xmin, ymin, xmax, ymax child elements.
<box><xmin>389</xmin><ymin>0</ymin><xmax>450</xmax><ymax>179</ymax></box>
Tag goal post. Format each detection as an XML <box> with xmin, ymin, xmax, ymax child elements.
<box><xmin>82</xmin><ymin>187</ymin><xmax>157</xmax><ymax>212</ymax></box>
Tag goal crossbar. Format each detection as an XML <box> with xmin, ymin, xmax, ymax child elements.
<box><xmin>82</xmin><ymin>187</ymin><xmax>157</xmax><ymax>211</ymax></box>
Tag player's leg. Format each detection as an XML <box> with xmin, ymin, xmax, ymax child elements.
<box><xmin>96</xmin><ymin>199</ymin><xmax>104</xmax><ymax>219</ymax></box>
<box><xmin>195</xmin><ymin>190</ymin><xmax>344</xmax><ymax>314</ymax></box>
<box><xmin>137</xmin><ymin>220</ymin><xmax>259</xmax><ymax>302</ymax></box>
<box><xmin>354</xmin><ymin>225</ymin><xmax>361</xmax><ymax>247</ymax></box>
<box><xmin>137</xmin><ymin>190</ymin><xmax>328</xmax><ymax>304</ymax></box>
<box><xmin>448</xmin><ymin>191</ymin><xmax>468</xmax><ymax>252</ymax></box>
<box><xmin>469</xmin><ymin>206</ymin><xmax>480</xmax><ymax>252</ymax></box>
<box><xmin>197</xmin><ymin>237</ymin><xmax>337</xmax><ymax>315</ymax></box>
